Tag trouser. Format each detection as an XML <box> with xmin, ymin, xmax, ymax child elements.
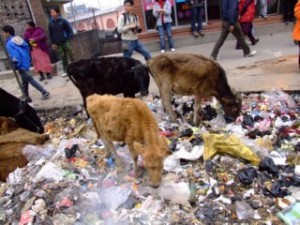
<box><xmin>260</xmin><ymin>0</ymin><xmax>268</xmax><ymax>17</ymax></box>
<box><xmin>18</xmin><ymin>69</ymin><xmax>46</xmax><ymax>97</ymax></box>
<box><xmin>236</xmin><ymin>23</ymin><xmax>256</xmax><ymax>48</ymax></box>
<box><xmin>283</xmin><ymin>0</ymin><xmax>297</xmax><ymax>22</ymax></box>
<box><xmin>211</xmin><ymin>21</ymin><xmax>251</xmax><ymax>58</ymax></box>
<box><xmin>123</xmin><ymin>40</ymin><xmax>151</xmax><ymax>61</ymax></box>
<box><xmin>157</xmin><ymin>23</ymin><xmax>175</xmax><ymax>50</ymax></box>
<box><xmin>57</xmin><ymin>41</ymin><xmax>73</xmax><ymax>72</ymax></box>
<box><xmin>191</xmin><ymin>6</ymin><xmax>203</xmax><ymax>32</ymax></box>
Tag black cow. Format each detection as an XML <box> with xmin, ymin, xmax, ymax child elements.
<box><xmin>0</xmin><ymin>88</ymin><xmax>44</xmax><ymax>133</ymax></box>
<box><xmin>67</xmin><ymin>57</ymin><xmax>150</xmax><ymax>109</ymax></box>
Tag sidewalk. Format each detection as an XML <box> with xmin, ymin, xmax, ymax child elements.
<box><xmin>0</xmin><ymin>31</ymin><xmax>299</xmax><ymax>110</ymax></box>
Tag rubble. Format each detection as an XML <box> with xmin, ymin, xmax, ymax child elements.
<box><xmin>0</xmin><ymin>90</ymin><xmax>300</xmax><ymax>224</ymax></box>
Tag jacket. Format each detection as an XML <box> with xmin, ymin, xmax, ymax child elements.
<box><xmin>48</xmin><ymin>16</ymin><xmax>73</xmax><ymax>45</ymax></box>
<box><xmin>239</xmin><ymin>0</ymin><xmax>256</xmax><ymax>23</ymax></box>
<box><xmin>23</xmin><ymin>27</ymin><xmax>49</xmax><ymax>53</ymax></box>
<box><xmin>117</xmin><ymin>13</ymin><xmax>140</xmax><ymax>41</ymax></box>
<box><xmin>153</xmin><ymin>1</ymin><xmax>172</xmax><ymax>26</ymax></box>
<box><xmin>293</xmin><ymin>1</ymin><xmax>300</xmax><ymax>41</ymax></box>
<box><xmin>6</xmin><ymin>36</ymin><xmax>31</xmax><ymax>71</ymax></box>
<box><xmin>222</xmin><ymin>0</ymin><xmax>239</xmax><ymax>25</ymax></box>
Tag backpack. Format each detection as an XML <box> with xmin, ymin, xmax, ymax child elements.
<box><xmin>114</xmin><ymin>13</ymin><xmax>138</xmax><ymax>40</ymax></box>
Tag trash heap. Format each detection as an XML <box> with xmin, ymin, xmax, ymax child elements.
<box><xmin>1</xmin><ymin>90</ymin><xmax>300</xmax><ymax>225</ymax></box>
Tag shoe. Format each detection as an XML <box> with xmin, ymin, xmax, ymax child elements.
<box><xmin>62</xmin><ymin>72</ymin><xmax>68</xmax><ymax>77</ymax></box>
<box><xmin>210</xmin><ymin>56</ymin><xmax>220</xmax><ymax>60</ymax></box>
<box><xmin>245</xmin><ymin>50</ymin><xmax>256</xmax><ymax>57</ymax></box>
<box><xmin>252</xmin><ymin>38</ymin><xmax>259</xmax><ymax>45</ymax></box>
<box><xmin>198</xmin><ymin>31</ymin><xmax>205</xmax><ymax>37</ymax></box>
<box><xmin>171</xmin><ymin>48</ymin><xmax>175</xmax><ymax>52</ymax></box>
<box><xmin>47</xmin><ymin>74</ymin><xmax>52</xmax><ymax>79</ymax></box>
<box><xmin>161</xmin><ymin>49</ymin><xmax>165</xmax><ymax>53</ymax></box>
<box><xmin>39</xmin><ymin>76</ymin><xmax>45</xmax><ymax>81</ymax></box>
<box><xmin>42</xmin><ymin>91</ymin><xmax>50</xmax><ymax>100</ymax></box>
<box><xmin>192</xmin><ymin>31</ymin><xmax>199</xmax><ymax>37</ymax></box>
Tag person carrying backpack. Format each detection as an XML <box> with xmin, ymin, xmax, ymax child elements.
<box><xmin>2</xmin><ymin>25</ymin><xmax>50</xmax><ymax>103</ymax></box>
<box><xmin>48</xmin><ymin>7</ymin><xmax>74</xmax><ymax>77</ymax></box>
<box><xmin>117</xmin><ymin>0</ymin><xmax>151</xmax><ymax>61</ymax></box>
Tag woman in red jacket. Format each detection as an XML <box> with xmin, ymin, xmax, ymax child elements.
<box><xmin>236</xmin><ymin>0</ymin><xmax>259</xmax><ymax>49</ymax></box>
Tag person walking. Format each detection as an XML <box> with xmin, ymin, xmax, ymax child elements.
<box><xmin>186</xmin><ymin>0</ymin><xmax>205</xmax><ymax>37</ymax></box>
<box><xmin>210</xmin><ymin>0</ymin><xmax>256</xmax><ymax>60</ymax></box>
<box><xmin>293</xmin><ymin>0</ymin><xmax>300</xmax><ymax>68</ymax></box>
<box><xmin>2</xmin><ymin>25</ymin><xmax>50</xmax><ymax>103</ymax></box>
<box><xmin>24</xmin><ymin>21</ymin><xmax>52</xmax><ymax>81</ymax></box>
<box><xmin>153</xmin><ymin>0</ymin><xmax>175</xmax><ymax>53</ymax></box>
<box><xmin>48</xmin><ymin>7</ymin><xmax>74</xmax><ymax>77</ymax></box>
<box><xmin>118</xmin><ymin>0</ymin><xmax>151</xmax><ymax>61</ymax></box>
<box><xmin>236</xmin><ymin>0</ymin><xmax>259</xmax><ymax>49</ymax></box>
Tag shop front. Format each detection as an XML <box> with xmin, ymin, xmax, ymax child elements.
<box><xmin>142</xmin><ymin>0</ymin><xmax>208</xmax><ymax>30</ymax></box>
<box><xmin>140</xmin><ymin>0</ymin><xmax>282</xmax><ymax>32</ymax></box>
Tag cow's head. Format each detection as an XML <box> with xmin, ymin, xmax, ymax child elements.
<box><xmin>133</xmin><ymin>136</ymin><xmax>172</xmax><ymax>188</ymax></box>
<box><xmin>221</xmin><ymin>94</ymin><xmax>242</xmax><ymax>122</ymax></box>
<box><xmin>67</xmin><ymin>60</ymin><xmax>96</xmax><ymax>86</ymax></box>
<box><xmin>133</xmin><ymin>64</ymin><xmax>150</xmax><ymax>96</ymax></box>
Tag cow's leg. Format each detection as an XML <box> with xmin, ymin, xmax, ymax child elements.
<box><xmin>193</xmin><ymin>94</ymin><xmax>202</xmax><ymax>126</ymax></box>
<box><xmin>128</xmin><ymin>143</ymin><xmax>139</xmax><ymax>178</ymax></box>
<box><xmin>161</xmin><ymin>83</ymin><xmax>177</xmax><ymax>122</ymax></box>
<box><xmin>101</xmin><ymin>138</ymin><xmax>123</xmax><ymax>171</ymax></box>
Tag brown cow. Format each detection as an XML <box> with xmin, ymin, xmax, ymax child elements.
<box><xmin>147</xmin><ymin>53</ymin><xmax>241</xmax><ymax>125</ymax></box>
<box><xmin>86</xmin><ymin>95</ymin><xmax>172</xmax><ymax>188</ymax></box>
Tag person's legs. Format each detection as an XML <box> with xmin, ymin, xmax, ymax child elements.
<box><xmin>191</xmin><ymin>7</ymin><xmax>197</xmax><ymax>32</ymax></box>
<box><xmin>123</xmin><ymin>40</ymin><xmax>135</xmax><ymax>58</ymax></box>
<box><xmin>19</xmin><ymin>70</ymin><xmax>49</xmax><ymax>97</ymax></box>
<box><xmin>283</xmin><ymin>0</ymin><xmax>289</xmax><ymax>22</ymax></box>
<box><xmin>57</xmin><ymin>44</ymin><xmax>68</xmax><ymax>72</ymax></box>
<box><xmin>232</xmin><ymin>23</ymin><xmax>251</xmax><ymax>56</ymax></box>
<box><xmin>247</xmin><ymin>23</ymin><xmax>257</xmax><ymax>44</ymax></box>
<box><xmin>38</xmin><ymin>71</ymin><xmax>45</xmax><ymax>81</ymax></box>
<box><xmin>196</xmin><ymin>7</ymin><xmax>203</xmax><ymax>32</ymax></box>
<box><xmin>134</xmin><ymin>40</ymin><xmax>151</xmax><ymax>61</ymax></box>
<box><xmin>64</xmin><ymin>41</ymin><xmax>74</xmax><ymax>65</ymax></box>
<box><xmin>157</xmin><ymin>25</ymin><xmax>166</xmax><ymax>50</ymax></box>
<box><xmin>19</xmin><ymin>70</ymin><xmax>29</xmax><ymax>97</ymax></box>
<box><xmin>211</xmin><ymin>21</ymin><xmax>230</xmax><ymax>58</ymax></box>
<box><xmin>165</xmin><ymin>23</ymin><xmax>175</xmax><ymax>49</ymax></box>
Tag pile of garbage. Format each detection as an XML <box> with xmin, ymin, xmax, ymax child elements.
<box><xmin>1</xmin><ymin>90</ymin><xmax>300</xmax><ymax>224</ymax></box>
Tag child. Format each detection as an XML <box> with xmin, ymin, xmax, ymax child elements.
<box><xmin>2</xmin><ymin>25</ymin><xmax>50</xmax><ymax>102</ymax></box>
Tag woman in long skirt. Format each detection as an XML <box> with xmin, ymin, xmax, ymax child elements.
<box><xmin>24</xmin><ymin>21</ymin><xmax>52</xmax><ymax>81</ymax></box>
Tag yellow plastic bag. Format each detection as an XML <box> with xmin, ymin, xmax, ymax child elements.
<box><xmin>203</xmin><ymin>133</ymin><xmax>261</xmax><ymax>166</ymax></box>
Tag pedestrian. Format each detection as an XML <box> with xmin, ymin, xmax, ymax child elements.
<box><xmin>259</xmin><ymin>0</ymin><xmax>268</xmax><ymax>19</ymax></box>
<box><xmin>24</xmin><ymin>21</ymin><xmax>52</xmax><ymax>81</ymax></box>
<box><xmin>283</xmin><ymin>0</ymin><xmax>297</xmax><ymax>24</ymax></box>
<box><xmin>236</xmin><ymin>0</ymin><xmax>259</xmax><ymax>49</ymax></box>
<box><xmin>48</xmin><ymin>7</ymin><xmax>74</xmax><ymax>77</ymax></box>
<box><xmin>118</xmin><ymin>0</ymin><xmax>151</xmax><ymax>61</ymax></box>
<box><xmin>186</xmin><ymin>0</ymin><xmax>205</xmax><ymax>37</ymax></box>
<box><xmin>153</xmin><ymin>0</ymin><xmax>175</xmax><ymax>53</ymax></box>
<box><xmin>2</xmin><ymin>25</ymin><xmax>50</xmax><ymax>103</ymax></box>
<box><xmin>210</xmin><ymin>0</ymin><xmax>256</xmax><ymax>60</ymax></box>
<box><xmin>293</xmin><ymin>0</ymin><xmax>300</xmax><ymax>68</ymax></box>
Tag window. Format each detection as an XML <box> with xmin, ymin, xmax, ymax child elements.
<box><xmin>107</xmin><ymin>18</ymin><xmax>115</xmax><ymax>29</ymax></box>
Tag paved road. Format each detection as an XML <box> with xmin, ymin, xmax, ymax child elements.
<box><xmin>0</xmin><ymin>31</ymin><xmax>298</xmax><ymax>110</ymax></box>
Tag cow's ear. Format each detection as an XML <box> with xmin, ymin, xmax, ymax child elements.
<box><xmin>134</xmin><ymin>141</ymin><xmax>145</xmax><ymax>155</ymax></box>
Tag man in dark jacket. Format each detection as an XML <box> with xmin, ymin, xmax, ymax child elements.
<box><xmin>210</xmin><ymin>0</ymin><xmax>256</xmax><ymax>60</ymax></box>
<box><xmin>48</xmin><ymin>7</ymin><xmax>74</xmax><ymax>77</ymax></box>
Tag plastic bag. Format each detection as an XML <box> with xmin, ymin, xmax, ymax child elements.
<box><xmin>202</xmin><ymin>133</ymin><xmax>261</xmax><ymax>166</ymax></box>
<box><xmin>101</xmin><ymin>185</ymin><xmax>132</xmax><ymax>210</ymax></box>
<box><xmin>259</xmin><ymin>157</ymin><xmax>279</xmax><ymax>176</ymax></box>
<box><xmin>175</xmin><ymin>145</ymin><xmax>204</xmax><ymax>161</ymax></box>
<box><xmin>160</xmin><ymin>181</ymin><xmax>190</xmax><ymax>205</ymax></box>
<box><xmin>235</xmin><ymin>200</ymin><xmax>261</xmax><ymax>220</ymax></box>
<box><xmin>35</xmin><ymin>162</ymin><xmax>64</xmax><ymax>182</ymax></box>
<box><xmin>237</xmin><ymin>167</ymin><xmax>258</xmax><ymax>185</ymax></box>
<box><xmin>23</xmin><ymin>145</ymin><xmax>56</xmax><ymax>161</ymax></box>
<box><xmin>277</xmin><ymin>202</ymin><xmax>300</xmax><ymax>225</ymax></box>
